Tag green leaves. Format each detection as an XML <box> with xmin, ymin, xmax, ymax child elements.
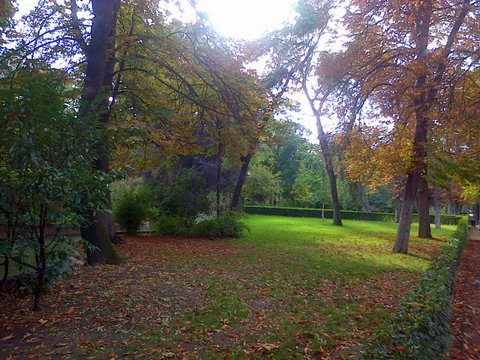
<box><xmin>366</xmin><ymin>217</ymin><xmax>469</xmax><ymax>359</ymax></box>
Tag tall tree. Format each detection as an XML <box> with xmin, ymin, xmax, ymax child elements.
<box><xmin>261</xmin><ymin>0</ymin><xmax>343</xmax><ymax>224</ymax></box>
<box><xmin>326</xmin><ymin>0</ymin><xmax>478</xmax><ymax>252</ymax></box>
<box><xmin>77</xmin><ymin>0</ymin><xmax>122</xmax><ymax>265</ymax></box>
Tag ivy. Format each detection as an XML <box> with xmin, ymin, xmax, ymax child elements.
<box><xmin>364</xmin><ymin>217</ymin><xmax>469</xmax><ymax>359</ymax></box>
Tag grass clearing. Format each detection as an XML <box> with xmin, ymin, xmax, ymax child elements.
<box><xmin>0</xmin><ymin>215</ymin><xmax>455</xmax><ymax>359</ymax></box>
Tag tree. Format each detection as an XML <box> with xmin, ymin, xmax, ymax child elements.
<box><xmin>76</xmin><ymin>0</ymin><xmax>123</xmax><ymax>265</ymax></box>
<box><xmin>325</xmin><ymin>0</ymin><xmax>478</xmax><ymax>252</ymax></box>
<box><xmin>261</xmin><ymin>0</ymin><xmax>343</xmax><ymax>225</ymax></box>
<box><xmin>0</xmin><ymin>67</ymin><xmax>111</xmax><ymax>309</ymax></box>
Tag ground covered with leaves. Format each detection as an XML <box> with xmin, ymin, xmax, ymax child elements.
<box><xmin>449</xmin><ymin>227</ymin><xmax>480</xmax><ymax>360</ymax></box>
<box><xmin>0</xmin><ymin>216</ymin><xmax>455</xmax><ymax>359</ymax></box>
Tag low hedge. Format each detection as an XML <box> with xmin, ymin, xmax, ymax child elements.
<box><xmin>364</xmin><ymin>216</ymin><xmax>469</xmax><ymax>359</ymax></box>
<box><xmin>244</xmin><ymin>206</ymin><xmax>462</xmax><ymax>225</ymax></box>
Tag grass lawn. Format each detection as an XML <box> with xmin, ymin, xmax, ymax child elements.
<box><xmin>0</xmin><ymin>215</ymin><xmax>455</xmax><ymax>359</ymax></box>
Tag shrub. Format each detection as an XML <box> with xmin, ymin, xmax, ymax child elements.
<box><xmin>195</xmin><ymin>213</ymin><xmax>249</xmax><ymax>239</ymax></box>
<box><xmin>112</xmin><ymin>178</ymin><xmax>153</xmax><ymax>236</ymax></box>
<box><xmin>150</xmin><ymin>213</ymin><xmax>248</xmax><ymax>239</ymax></box>
<box><xmin>0</xmin><ymin>68</ymin><xmax>112</xmax><ymax>310</ymax></box>
<box><xmin>364</xmin><ymin>217</ymin><xmax>469</xmax><ymax>359</ymax></box>
<box><xmin>244</xmin><ymin>206</ymin><xmax>462</xmax><ymax>225</ymax></box>
<box><xmin>150</xmin><ymin>213</ymin><xmax>192</xmax><ymax>237</ymax></box>
<box><xmin>157</xmin><ymin>169</ymin><xmax>210</xmax><ymax>221</ymax></box>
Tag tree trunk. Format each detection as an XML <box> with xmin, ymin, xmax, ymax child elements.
<box><xmin>81</xmin><ymin>213</ymin><xmax>123</xmax><ymax>265</ymax></box>
<box><xmin>417</xmin><ymin>176</ymin><xmax>432</xmax><ymax>238</ymax></box>
<box><xmin>474</xmin><ymin>204</ymin><xmax>480</xmax><ymax>223</ymax></box>
<box><xmin>394</xmin><ymin>171</ymin><xmax>419</xmax><ymax>253</ymax></box>
<box><xmin>433</xmin><ymin>186</ymin><xmax>441</xmax><ymax>230</ymax></box>
<box><xmin>447</xmin><ymin>192</ymin><xmax>455</xmax><ymax>215</ymax></box>
<box><xmin>304</xmin><ymin>93</ymin><xmax>342</xmax><ymax>226</ymax></box>
<box><xmin>33</xmin><ymin>234</ymin><xmax>46</xmax><ymax>311</ymax></box>
<box><xmin>394</xmin><ymin>196</ymin><xmax>402</xmax><ymax>223</ymax></box>
<box><xmin>394</xmin><ymin>0</ymin><xmax>432</xmax><ymax>253</ymax></box>
<box><xmin>357</xmin><ymin>182</ymin><xmax>372</xmax><ymax>213</ymax></box>
<box><xmin>0</xmin><ymin>256</ymin><xmax>8</xmax><ymax>290</ymax></box>
<box><xmin>78</xmin><ymin>0</ymin><xmax>122</xmax><ymax>265</ymax></box>
<box><xmin>230</xmin><ymin>149</ymin><xmax>253</xmax><ymax>210</ymax></box>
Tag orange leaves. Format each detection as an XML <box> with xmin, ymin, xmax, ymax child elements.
<box><xmin>341</xmin><ymin>125</ymin><xmax>413</xmax><ymax>190</ymax></box>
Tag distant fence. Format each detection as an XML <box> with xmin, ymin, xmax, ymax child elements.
<box><xmin>244</xmin><ymin>206</ymin><xmax>463</xmax><ymax>225</ymax></box>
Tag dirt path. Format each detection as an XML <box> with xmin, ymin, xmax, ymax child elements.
<box><xmin>449</xmin><ymin>227</ymin><xmax>480</xmax><ymax>359</ymax></box>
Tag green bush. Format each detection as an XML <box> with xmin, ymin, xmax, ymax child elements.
<box><xmin>195</xmin><ymin>213</ymin><xmax>249</xmax><ymax>239</ymax></box>
<box><xmin>149</xmin><ymin>213</ymin><xmax>192</xmax><ymax>237</ymax></box>
<box><xmin>151</xmin><ymin>213</ymin><xmax>248</xmax><ymax>239</ymax></box>
<box><xmin>112</xmin><ymin>178</ymin><xmax>153</xmax><ymax>236</ymax></box>
<box><xmin>364</xmin><ymin>217</ymin><xmax>469</xmax><ymax>359</ymax></box>
<box><xmin>157</xmin><ymin>169</ymin><xmax>210</xmax><ymax>221</ymax></box>
<box><xmin>244</xmin><ymin>206</ymin><xmax>462</xmax><ymax>225</ymax></box>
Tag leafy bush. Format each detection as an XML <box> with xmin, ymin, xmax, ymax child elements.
<box><xmin>0</xmin><ymin>67</ymin><xmax>112</xmax><ymax>310</ymax></box>
<box><xmin>244</xmin><ymin>206</ymin><xmax>462</xmax><ymax>225</ymax></box>
<box><xmin>151</xmin><ymin>213</ymin><xmax>248</xmax><ymax>239</ymax></box>
<box><xmin>149</xmin><ymin>213</ymin><xmax>192</xmax><ymax>237</ymax></box>
<box><xmin>365</xmin><ymin>217</ymin><xmax>468</xmax><ymax>359</ymax></box>
<box><xmin>112</xmin><ymin>178</ymin><xmax>153</xmax><ymax>236</ymax></box>
<box><xmin>157</xmin><ymin>169</ymin><xmax>210</xmax><ymax>221</ymax></box>
<box><xmin>195</xmin><ymin>213</ymin><xmax>249</xmax><ymax>239</ymax></box>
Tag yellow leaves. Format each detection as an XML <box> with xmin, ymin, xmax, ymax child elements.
<box><xmin>342</xmin><ymin>125</ymin><xmax>413</xmax><ymax>190</ymax></box>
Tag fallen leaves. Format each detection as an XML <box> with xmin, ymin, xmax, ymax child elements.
<box><xmin>0</xmin><ymin>234</ymin><xmax>434</xmax><ymax>359</ymax></box>
<box><xmin>1</xmin><ymin>334</ymin><xmax>15</xmax><ymax>341</ymax></box>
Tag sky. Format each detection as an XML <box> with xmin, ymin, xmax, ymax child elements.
<box><xmin>196</xmin><ymin>0</ymin><xmax>296</xmax><ymax>40</ymax></box>
<box><xmin>15</xmin><ymin>0</ymin><xmax>321</xmax><ymax>141</ymax></box>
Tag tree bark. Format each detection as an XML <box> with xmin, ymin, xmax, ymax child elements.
<box><xmin>433</xmin><ymin>186</ymin><xmax>441</xmax><ymax>230</ymax></box>
<box><xmin>417</xmin><ymin>176</ymin><xmax>432</xmax><ymax>238</ymax></box>
<box><xmin>81</xmin><ymin>214</ymin><xmax>123</xmax><ymax>265</ymax></box>
<box><xmin>230</xmin><ymin>149</ymin><xmax>253</xmax><ymax>210</ymax></box>
<box><xmin>78</xmin><ymin>0</ymin><xmax>122</xmax><ymax>265</ymax></box>
<box><xmin>394</xmin><ymin>171</ymin><xmax>419</xmax><ymax>253</ymax></box>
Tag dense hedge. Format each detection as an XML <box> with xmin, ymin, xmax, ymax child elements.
<box><xmin>244</xmin><ymin>206</ymin><xmax>462</xmax><ymax>225</ymax></box>
<box><xmin>364</xmin><ymin>217</ymin><xmax>469</xmax><ymax>359</ymax></box>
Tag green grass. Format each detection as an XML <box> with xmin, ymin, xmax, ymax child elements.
<box><xmin>127</xmin><ymin>215</ymin><xmax>455</xmax><ymax>358</ymax></box>
<box><xmin>4</xmin><ymin>216</ymin><xmax>457</xmax><ymax>359</ymax></box>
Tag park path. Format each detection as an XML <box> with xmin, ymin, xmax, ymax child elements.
<box><xmin>448</xmin><ymin>227</ymin><xmax>480</xmax><ymax>359</ymax></box>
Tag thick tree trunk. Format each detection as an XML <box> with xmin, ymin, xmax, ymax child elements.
<box><xmin>78</xmin><ymin>0</ymin><xmax>122</xmax><ymax>265</ymax></box>
<box><xmin>230</xmin><ymin>150</ymin><xmax>253</xmax><ymax>210</ymax></box>
<box><xmin>394</xmin><ymin>172</ymin><xmax>419</xmax><ymax>253</ymax></box>
<box><xmin>433</xmin><ymin>186</ymin><xmax>441</xmax><ymax>229</ymax></box>
<box><xmin>417</xmin><ymin>176</ymin><xmax>432</xmax><ymax>238</ymax></box>
<box><xmin>81</xmin><ymin>214</ymin><xmax>123</xmax><ymax>265</ymax></box>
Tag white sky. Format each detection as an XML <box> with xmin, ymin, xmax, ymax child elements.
<box><xmin>197</xmin><ymin>0</ymin><xmax>296</xmax><ymax>40</ymax></box>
